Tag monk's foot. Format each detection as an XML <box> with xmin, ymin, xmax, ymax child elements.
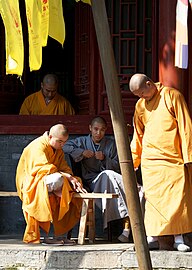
<box><xmin>173</xmin><ymin>243</ymin><xmax>190</xmax><ymax>252</ymax></box>
<box><xmin>42</xmin><ymin>237</ymin><xmax>76</xmax><ymax>246</ymax></box>
<box><xmin>118</xmin><ymin>233</ymin><xmax>129</xmax><ymax>243</ymax></box>
<box><xmin>62</xmin><ymin>238</ymin><xmax>76</xmax><ymax>245</ymax></box>
<box><xmin>148</xmin><ymin>241</ymin><xmax>159</xmax><ymax>250</ymax></box>
<box><xmin>158</xmin><ymin>235</ymin><xmax>174</xmax><ymax>251</ymax></box>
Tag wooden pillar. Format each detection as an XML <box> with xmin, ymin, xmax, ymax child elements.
<box><xmin>91</xmin><ymin>1</ymin><xmax>152</xmax><ymax>269</ymax></box>
<box><xmin>158</xmin><ymin>0</ymin><xmax>192</xmax><ymax>115</ymax></box>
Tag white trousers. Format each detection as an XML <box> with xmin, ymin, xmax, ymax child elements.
<box><xmin>44</xmin><ymin>172</ymin><xmax>64</xmax><ymax>194</ymax></box>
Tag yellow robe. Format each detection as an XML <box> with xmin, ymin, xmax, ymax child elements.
<box><xmin>19</xmin><ymin>90</ymin><xmax>75</xmax><ymax>115</ymax></box>
<box><xmin>16</xmin><ymin>132</ymin><xmax>82</xmax><ymax>243</ymax></box>
<box><xmin>131</xmin><ymin>83</ymin><xmax>192</xmax><ymax>236</ymax></box>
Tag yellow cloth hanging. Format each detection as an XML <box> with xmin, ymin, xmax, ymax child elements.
<box><xmin>41</xmin><ymin>0</ymin><xmax>49</xmax><ymax>47</ymax></box>
<box><xmin>49</xmin><ymin>0</ymin><xmax>65</xmax><ymax>45</ymax></box>
<box><xmin>0</xmin><ymin>0</ymin><xmax>24</xmax><ymax>76</ymax></box>
<box><xmin>76</xmin><ymin>0</ymin><xmax>91</xmax><ymax>4</ymax></box>
<box><xmin>25</xmin><ymin>0</ymin><xmax>42</xmax><ymax>71</ymax></box>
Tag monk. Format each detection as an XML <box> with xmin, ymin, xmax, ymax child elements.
<box><xmin>19</xmin><ymin>74</ymin><xmax>75</xmax><ymax>115</ymax></box>
<box><xmin>63</xmin><ymin>116</ymin><xmax>143</xmax><ymax>243</ymax></box>
<box><xmin>129</xmin><ymin>73</ymin><xmax>192</xmax><ymax>251</ymax></box>
<box><xmin>16</xmin><ymin>124</ymin><xmax>86</xmax><ymax>244</ymax></box>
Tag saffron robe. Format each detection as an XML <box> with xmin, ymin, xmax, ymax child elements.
<box><xmin>131</xmin><ymin>83</ymin><xmax>192</xmax><ymax>236</ymax></box>
<box><xmin>19</xmin><ymin>90</ymin><xmax>75</xmax><ymax>115</ymax></box>
<box><xmin>63</xmin><ymin>135</ymin><xmax>129</xmax><ymax>229</ymax></box>
<box><xmin>16</xmin><ymin>132</ymin><xmax>82</xmax><ymax>243</ymax></box>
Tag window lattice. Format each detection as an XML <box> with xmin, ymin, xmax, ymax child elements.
<box><xmin>106</xmin><ymin>0</ymin><xmax>153</xmax><ymax>91</ymax></box>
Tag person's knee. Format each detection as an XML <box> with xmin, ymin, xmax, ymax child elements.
<box><xmin>44</xmin><ymin>172</ymin><xmax>64</xmax><ymax>192</ymax></box>
<box><xmin>103</xmin><ymin>169</ymin><xmax>113</xmax><ymax>175</ymax></box>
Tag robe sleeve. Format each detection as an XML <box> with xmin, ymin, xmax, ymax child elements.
<box><xmin>58</xmin><ymin>152</ymin><xmax>74</xmax><ymax>175</ymax></box>
<box><xmin>63</xmin><ymin>138</ymin><xmax>85</xmax><ymax>162</ymax></box>
<box><xmin>102</xmin><ymin>139</ymin><xmax>121</xmax><ymax>173</ymax></box>
<box><xmin>168</xmin><ymin>90</ymin><xmax>192</xmax><ymax>164</ymax></box>
<box><xmin>63</xmin><ymin>99</ymin><xmax>75</xmax><ymax>115</ymax></box>
<box><xmin>130</xmin><ymin>103</ymin><xmax>144</xmax><ymax>169</ymax></box>
<box><xmin>19</xmin><ymin>97</ymin><xmax>31</xmax><ymax>115</ymax></box>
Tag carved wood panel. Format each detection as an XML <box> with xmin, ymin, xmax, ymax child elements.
<box><xmin>74</xmin><ymin>0</ymin><xmax>157</xmax><ymax>124</ymax></box>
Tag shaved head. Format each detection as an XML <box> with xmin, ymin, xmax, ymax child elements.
<box><xmin>129</xmin><ymin>73</ymin><xmax>151</xmax><ymax>93</ymax></box>
<box><xmin>43</xmin><ymin>74</ymin><xmax>58</xmax><ymax>86</ymax></box>
<box><xmin>129</xmin><ymin>73</ymin><xmax>157</xmax><ymax>101</ymax></box>
<box><xmin>49</xmin><ymin>124</ymin><xmax>68</xmax><ymax>137</ymax></box>
<box><xmin>90</xmin><ymin>116</ymin><xmax>107</xmax><ymax>127</ymax></box>
<box><xmin>41</xmin><ymin>74</ymin><xmax>59</xmax><ymax>101</ymax></box>
<box><xmin>48</xmin><ymin>124</ymin><xmax>69</xmax><ymax>149</ymax></box>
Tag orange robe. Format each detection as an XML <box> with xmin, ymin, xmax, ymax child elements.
<box><xmin>131</xmin><ymin>83</ymin><xmax>192</xmax><ymax>236</ymax></box>
<box><xmin>16</xmin><ymin>132</ymin><xmax>82</xmax><ymax>243</ymax></box>
<box><xmin>19</xmin><ymin>90</ymin><xmax>75</xmax><ymax>115</ymax></box>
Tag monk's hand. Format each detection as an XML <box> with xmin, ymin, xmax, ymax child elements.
<box><xmin>82</xmin><ymin>150</ymin><xmax>94</xmax><ymax>159</ymax></box>
<box><xmin>95</xmin><ymin>151</ymin><xmax>105</xmax><ymax>160</ymax></box>
<box><xmin>69</xmin><ymin>176</ymin><xmax>87</xmax><ymax>193</ymax></box>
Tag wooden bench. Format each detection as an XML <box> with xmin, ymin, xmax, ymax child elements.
<box><xmin>0</xmin><ymin>191</ymin><xmax>118</xmax><ymax>245</ymax></box>
<box><xmin>74</xmin><ymin>192</ymin><xmax>118</xmax><ymax>244</ymax></box>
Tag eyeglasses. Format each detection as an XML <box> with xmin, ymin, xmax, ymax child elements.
<box><xmin>54</xmin><ymin>137</ymin><xmax>67</xmax><ymax>144</ymax></box>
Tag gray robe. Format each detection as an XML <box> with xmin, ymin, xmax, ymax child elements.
<box><xmin>63</xmin><ymin>135</ymin><xmax>129</xmax><ymax>229</ymax></box>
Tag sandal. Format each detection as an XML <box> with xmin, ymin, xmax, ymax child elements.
<box><xmin>42</xmin><ymin>237</ymin><xmax>76</xmax><ymax>246</ymax></box>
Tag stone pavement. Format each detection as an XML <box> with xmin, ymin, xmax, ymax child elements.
<box><xmin>1</xmin><ymin>235</ymin><xmax>192</xmax><ymax>270</ymax></box>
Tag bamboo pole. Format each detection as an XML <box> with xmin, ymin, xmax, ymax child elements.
<box><xmin>91</xmin><ymin>1</ymin><xmax>152</xmax><ymax>269</ymax></box>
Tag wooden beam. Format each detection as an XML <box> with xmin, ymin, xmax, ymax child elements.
<box><xmin>0</xmin><ymin>115</ymin><xmax>134</xmax><ymax>135</ymax></box>
<box><xmin>0</xmin><ymin>191</ymin><xmax>118</xmax><ymax>199</ymax></box>
<box><xmin>73</xmin><ymin>193</ymin><xmax>118</xmax><ymax>199</ymax></box>
<box><xmin>0</xmin><ymin>191</ymin><xmax>18</xmax><ymax>196</ymax></box>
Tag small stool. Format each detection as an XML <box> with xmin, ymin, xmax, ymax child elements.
<box><xmin>73</xmin><ymin>192</ymin><xmax>119</xmax><ymax>245</ymax></box>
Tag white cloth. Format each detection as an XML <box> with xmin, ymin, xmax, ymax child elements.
<box><xmin>90</xmin><ymin>170</ymin><xmax>128</xmax><ymax>229</ymax></box>
<box><xmin>44</xmin><ymin>172</ymin><xmax>64</xmax><ymax>192</ymax></box>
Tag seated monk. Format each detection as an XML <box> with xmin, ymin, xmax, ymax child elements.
<box><xmin>63</xmin><ymin>116</ymin><xmax>144</xmax><ymax>243</ymax></box>
<box><xmin>19</xmin><ymin>74</ymin><xmax>75</xmax><ymax>115</ymax></box>
<box><xmin>16</xmin><ymin>124</ymin><xmax>86</xmax><ymax>245</ymax></box>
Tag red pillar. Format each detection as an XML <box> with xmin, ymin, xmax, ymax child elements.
<box><xmin>158</xmin><ymin>0</ymin><xmax>191</xmax><ymax>111</ymax></box>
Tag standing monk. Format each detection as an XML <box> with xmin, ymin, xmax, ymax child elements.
<box><xmin>129</xmin><ymin>73</ymin><xmax>192</xmax><ymax>251</ymax></box>
<box><xmin>16</xmin><ymin>124</ymin><xmax>86</xmax><ymax>244</ymax></box>
<box><xmin>19</xmin><ymin>74</ymin><xmax>75</xmax><ymax>115</ymax></box>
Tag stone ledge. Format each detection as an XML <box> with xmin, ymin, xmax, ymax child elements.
<box><xmin>0</xmin><ymin>241</ymin><xmax>192</xmax><ymax>270</ymax></box>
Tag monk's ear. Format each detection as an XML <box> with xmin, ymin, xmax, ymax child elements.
<box><xmin>146</xmin><ymin>81</ymin><xmax>152</xmax><ymax>88</ymax></box>
<box><xmin>41</xmin><ymin>82</ymin><xmax>43</xmax><ymax>89</ymax></box>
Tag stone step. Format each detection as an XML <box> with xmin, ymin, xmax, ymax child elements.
<box><xmin>0</xmin><ymin>237</ymin><xmax>192</xmax><ymax>270</ymax></box>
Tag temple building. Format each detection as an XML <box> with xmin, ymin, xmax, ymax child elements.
<box><xmin>0</xmin><ymin>0</ymin><xmax>191</xmax><ymax>235</ymax></box>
